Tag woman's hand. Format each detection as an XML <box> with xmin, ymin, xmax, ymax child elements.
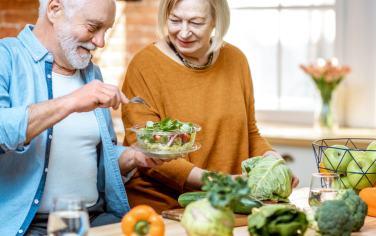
<box><xmin>118</xmin><ymin>148</ymin><xmax>172</xmax><ymax>175</ymax></box>
<box><xmin>262</xmin><ymin>150</ymin><xmax>299</xmax><ymax>189</ymax></box>
<box><xmin>184</xmin><ymin>168</ymin><xmax>249</xmax><ymax>191</ymax></box>
<box><xmin>231</xmin><ymin>172</ymin><xmax>248</xmax><ymax>181</ymax></box>
<box><xmin>184</xmin><ymin>167</ymin><xmax>205</xmax><ymax>191</ymax></box>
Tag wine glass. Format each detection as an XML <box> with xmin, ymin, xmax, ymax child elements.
<box><xmin>47</xmin><ymin>196</ymin><xmax>90</xmax><ymax>236</ymax></box>
<box><xmin>309</xmin><ymin>173</ymin><xmax>340</xmax><ymax>207</ymax></box>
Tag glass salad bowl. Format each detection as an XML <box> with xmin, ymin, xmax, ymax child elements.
<box><xmin>127</xmin><ymin>118</ymin><xmax>202</xmax><ymax>159</ymax></box>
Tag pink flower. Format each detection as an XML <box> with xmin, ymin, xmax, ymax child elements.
<box><xmin>300</xmin><ymin>58</ymin><xmax>351</xmax><ymax>82</ymax></box>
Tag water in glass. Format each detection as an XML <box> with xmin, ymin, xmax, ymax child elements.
<box><xmin>309</xmin><ymin>173</ymin><xmax>340</xmax><ymax>207</ymax></box>
<box><xmin>47</xmin><ymin>196</ymin><xmax>90</xmax><ymax>236</ymax></box>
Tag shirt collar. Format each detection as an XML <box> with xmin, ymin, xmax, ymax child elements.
<box><xmin>18</xmin><ymin>24</ymin><xmax>49</xmax><ymax>62</ymax></box>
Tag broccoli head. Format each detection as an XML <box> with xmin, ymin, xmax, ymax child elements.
<box><xmin>334</xmin><ymin>189</ymin><xmax>368</xmax><ymax>231</ymax></box>
<box><xmin>315</xmin><ymin>200</ymin><xmax>354</xmax><ymax>236</ymax></box>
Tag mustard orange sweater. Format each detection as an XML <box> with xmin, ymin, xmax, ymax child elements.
<box><xmin>121</xmin><ymin>42</ymin><xmax>274</xmax><ymax>213</ymax></box>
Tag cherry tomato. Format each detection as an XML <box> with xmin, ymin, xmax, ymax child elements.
<box><xmin>182</xmin><ymin>133</ymin><xmax>191</xmax><ymax>143</ymax></box>
<box><xmin>154</xmin><ymin>135</ymin><xmax>162</xmax><ymax>141</ymax></box>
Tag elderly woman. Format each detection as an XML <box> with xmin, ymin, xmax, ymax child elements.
<box><xmin>121</xmin><ymin>0</ymin><xmax>299</xmax><ymax>213</ymax></box>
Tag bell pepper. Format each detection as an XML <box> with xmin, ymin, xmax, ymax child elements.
<box><xmin>359</xmin><ymin>187</ymin><xmax>376</xmax><ymax>217</ymax></box>
<box><xmin>121</xmin><ymin>205</ymin><xmax>165</xmax><ymax>236</ymax></box>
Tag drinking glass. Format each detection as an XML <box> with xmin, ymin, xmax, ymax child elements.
<box><xmin>309</xmin><ymin>173</ymin><xmax>340</xmax><ymax>207</ymax></box>
<box><xmin>47</xmin><ymin>196</ymin><xmax>90</xmax><ymax>236</ymax></box>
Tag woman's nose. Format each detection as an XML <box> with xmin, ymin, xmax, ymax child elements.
<box><xmin>179</xmin><ymin>22</ymin><xmax>192</xmax><ymax>39</ymax></box>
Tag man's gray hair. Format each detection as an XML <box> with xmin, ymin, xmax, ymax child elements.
<box><xmin>38</xmin><ymin>0</ymin><xmax>87</xmax><ymax>19</ymax></box>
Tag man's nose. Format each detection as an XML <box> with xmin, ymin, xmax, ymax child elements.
<box><xmin>92</xmin><ymin>33</ymin><xmax>106</xmax><ymax>48</ymax></box>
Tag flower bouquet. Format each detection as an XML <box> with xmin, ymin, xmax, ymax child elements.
<box><xmin>300</xmin><ymin>58</ymin><xmax>351</xmax><ymax>133</ymax></box>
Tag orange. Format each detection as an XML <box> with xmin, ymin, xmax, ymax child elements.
<box><xmin>319</xmin><ymin>161</ymin><xmax>331</xmax><ymax>173</ymax></box>
<box><xmin>359</xmin><ymin>188</ymin><xmax>376</xmax><ymax>217</ymax></box>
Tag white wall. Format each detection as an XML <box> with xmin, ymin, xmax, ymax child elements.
<box><xmin>336</xmin><ymin>0</ymin><xmax>376</xmax><ymax>128</ymax></box>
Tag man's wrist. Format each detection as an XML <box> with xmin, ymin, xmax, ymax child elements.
<box><xmin>59</xmin><ymin>95</ymin><xmax>76</xmax><ymax>115</ymax></box>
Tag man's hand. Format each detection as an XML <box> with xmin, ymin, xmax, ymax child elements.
<box><xmin>26</xmin><ymin>80</ymin><xmax>129</xmax><ymax>143</ymax></box>
<box><xmin>262</xmin><ymin>150</ymin><xmax>300</xmax><ymax>189</ymax></box>
<box><xmin>118</xmin><ymin>148</ymin><xmax>171</xmax><ymax>175</ymax></box>
<box><xmin>68</xmin><ymin>79</ymin><xmax>129</xmax><ymax>112</ymax></box>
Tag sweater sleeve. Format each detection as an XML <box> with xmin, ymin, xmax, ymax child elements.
<box><xmin>121</xmin><ymin>57</ymin><xmax>195</xmax><ymax>193</ymax></box>
<box><xmin>243</xmin><ymin>61</ymin><xmax>275</xmax><ymax>157</ymax></box>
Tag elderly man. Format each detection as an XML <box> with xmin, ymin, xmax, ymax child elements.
<box><xmin>0</xmin><ymin>0</ymin><xmax>166</xmax><ymax>235</ymax></box>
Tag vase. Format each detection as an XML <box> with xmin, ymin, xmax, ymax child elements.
<box><xmin>314</xmin><ymin>89</ymin><xmax>339</xmax><ymax>134</ymax></box>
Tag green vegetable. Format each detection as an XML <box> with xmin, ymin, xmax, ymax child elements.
<box><xmin>305</xmin><ymin>211</ymin><xmax>319</xmax><ymax>232</ymax></box>
<box><xmin>144</xmin><ymin>116</ymin><xmax>195</xmax><ymax>132</ymax></box>
<box><xmin>334</xmin><ymin>189</ymin><xmax>367</xmax><ymax>231</ymax></box>
<box><xmin>178</xmin><ymin>192</ymin><xmax>208</xmax><ymax>207</ymax></box>
<box><xmin>241</xmin><ymin>156</ymin><xmax>293</xmax><ymax>202</ymax></box>
<box><xmin>178</xmin><ymin>192</ymin><xmax>263</xmax><ymax>214</ymax></box>
<box><xmin>315</xmin><ymin>200</ymin><xmax>354</xmax><ymax>236</ymax></box>
<box><xmin>230</xmin><ymin>196</ymin><xmax>263</xmax><ymax>214</ymax></box>
<box><xmin>181</xmin><ymin>171</ymin><xmax>250</xmax><ymax>236</ymax></box>
<box><xmin>247</xmin><ymin>205</ymin><xmax>308</xmax><ymax>236</ymax></box>
<box><xmin>137</xmin><ymin>116</ymin><xmax>196</xmax><ymax>152</ymax></box>
<box><xmin>181</xmin><ymin>198</ymin><xmax>235</xmax><ymax>236</ymax></box>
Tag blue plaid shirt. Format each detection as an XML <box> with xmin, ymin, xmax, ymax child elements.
<box><xmin>0</xmin><ymin>25</ymin><xmax>131</xmax><ymax>236</ymax></box>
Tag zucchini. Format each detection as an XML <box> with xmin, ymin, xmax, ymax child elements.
<box><xmin>178</xmin><ymin>192</ymin><xmax>207</xmax><ymax>207</ymax></box>
<box><xmin>178</xmin><ymin>192</ymin><xmax>263</xmax><ymax>214</ymax></box>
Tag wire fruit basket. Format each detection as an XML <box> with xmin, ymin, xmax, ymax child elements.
<box><xmin>312</xmin><ymin>138</ymin><xmax>376</xmax><ymax>192</ymax></box>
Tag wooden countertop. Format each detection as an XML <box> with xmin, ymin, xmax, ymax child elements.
<box><xmin>258</xmin><ymin>122</ymin><xmax>376</xmax><ymax>149</ymax></box>
<box><xmin>88</xmin><ymin>187</ymin><xmax>376</xmax><ymax>236</ymax></box>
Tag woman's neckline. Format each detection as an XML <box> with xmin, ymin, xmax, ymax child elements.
<box><xmin>151</xmin><ymin>39</ymin><xmax>224</xmax><ymax>73</ymax></box>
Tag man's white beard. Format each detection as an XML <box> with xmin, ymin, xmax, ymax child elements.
<box><xmin>57</xmin><ymin>22</ymin><xmax>96</xmax><ymax>69</ymax></box>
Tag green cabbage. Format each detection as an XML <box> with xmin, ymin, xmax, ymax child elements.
<box><xmin>181</xmin><ymin>198</ymin><xmax>235</xmax><ymax>236</ymax></box>
<box><xmin>248</xmin><ymin>205</ymin><xmax>308</xmax><ymax>236</ymax></box>
<box><xmin>241</xmin><ymin>156</ymin><xmax>293</xmax><ymax>202</ymax></box>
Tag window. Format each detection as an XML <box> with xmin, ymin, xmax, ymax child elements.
<box><xmin>224</xmin><ymin>0</ymin><xmax>336</xmax><ymax>116</ymax></box>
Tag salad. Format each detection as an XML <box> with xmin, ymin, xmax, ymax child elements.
<box><xmin>136</xmin><ymin>116</ymin><xmax>198</xmax><ymax>152</ymax></box>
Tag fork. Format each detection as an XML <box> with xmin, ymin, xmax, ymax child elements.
<box><xmin>129</xmin><ymin>96</ymin><xmax>151</xmax><ymax>108</ymax></box>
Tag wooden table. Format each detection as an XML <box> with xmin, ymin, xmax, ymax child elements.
<box><xmin>88</xmin><ymin>187</ymin><xmax>376</xmax><ymax>236</ymax></box>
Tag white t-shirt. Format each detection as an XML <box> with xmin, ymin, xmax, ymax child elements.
<box><xmin>38</xmin><ymin>70</ymin><xmax>101</xmax><ymax>213</ymax></box>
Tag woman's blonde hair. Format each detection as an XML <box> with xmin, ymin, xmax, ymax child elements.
<box><xmin>157</xmin><ymin>0</ymin><xmax>230</xmax><ymax>53</ymax></box>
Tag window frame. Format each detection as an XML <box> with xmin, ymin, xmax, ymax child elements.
<box><xmin>229</xmin><ymin>1</ymin><xmax>340</xmax><ymax>125</ymax></box>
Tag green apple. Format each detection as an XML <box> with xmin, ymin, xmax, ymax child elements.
<box><xmin>331</xmin><ymin>176</ymin><xmax>353</xmax><ymax>190</ymax></box>
<box><xmin>349</xmin><ymin>149</ymin><xmax>366</xmax><ymax>159</ymax></box>
<box><xmin>323</xmin><ymin>145</ymin><xmax>352</xmax><ymax>173</ymax></box>
<box><xmin>347</xmin><ymin>156</ymin><xmax>376</xmax><ymax>190</ymax></box>
<box><xmin>365</xmin><ymin>141</ymin><xmax>376</xmax><ymax>163</ymax></box>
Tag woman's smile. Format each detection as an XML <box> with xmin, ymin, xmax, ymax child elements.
<box><xmin>177</xmin><ymin>38</ymin><xmax>196</xmax><ymax>47</ymax></box>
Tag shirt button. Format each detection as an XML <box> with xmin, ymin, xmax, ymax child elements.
<box><xmin>47</xmin><ymin>74</ymin><xmax>51</xmax><ymax>79</ymax></box>
<box><xmin>34</xmin><ymin>199</ymin><xmax>39</xmax><ymax>204</ymax></box>
<box><xmin>35</xmin><ymin>56</ymin><xmax>39</xmax><ymax>60</ymax></box>
<box><xmin>48</xmin><ymin>55</ymin><xmax>52</xmax><ymax>60</ymax></box>
<box><xmin>18</xmin><ymin>229</ymin><xmax>23</xmax><ymax>234</ymax></box>
<box><xmin>45</xmin><ymin>168</ymin><xmax>48</xmax><ymax>172</ymax></box>
<box><xmin>49</xmin><ymin>134</ymin><xmax>52</xmax><ymax>140</ymax></box>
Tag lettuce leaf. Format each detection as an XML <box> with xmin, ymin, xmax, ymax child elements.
<box><xmin>248</xmin><ymin>205</ymin><xmax>308</xmax><ymax>236</ymax></box>
<box><xmin>145</xmin><ymin>116</ymin><xmax>194</xmax><ymax>132</ymax></box>
<box><xmin>241</xmin><ymin>156</ymin><xmax>293</xmax><ymax>202</ymax></box>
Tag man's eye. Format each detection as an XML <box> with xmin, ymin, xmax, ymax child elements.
<box><xmin>88</xmin><ymin>25</ymin><xmax>98</xmax><ymax>31</ymax></box>
<box><xmin>170</xmin><ymin>20</ymin><xmax>180</xmax><ymax>23</ymax></box>
<box><xmin>192</xmin><ymin>22</ymin><xmax>202</xmax><ymax>26</ymax></box>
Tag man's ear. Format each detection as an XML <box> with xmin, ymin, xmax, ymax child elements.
<box><xmin>46</xmin><ymin>0</ymin><xmax>65</xmax><ymax>24</ymax></box>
